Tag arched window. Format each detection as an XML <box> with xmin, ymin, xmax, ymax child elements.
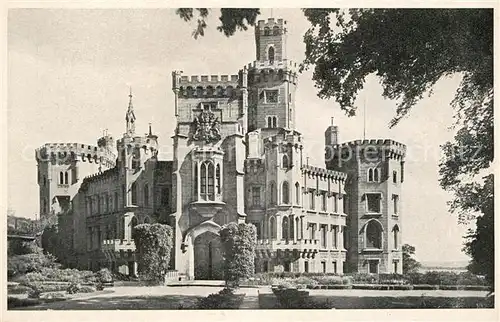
<box><xmin>282</xmin><ymin>216</ymin><xmax>289</xmax><ymax>240</ymax></box>
<box><xmin>144</xmin><ymin>216</ymin><xmax>151</xmax><ymax>224</ymax></box>
<box><xmin>59</xmin><ymin>172</ymin><xmax>64</xmax><ymax>184</ymax></box>
<box><xmin>273</xmin><ymin>26</ymin><xmax>280</xmax><ymax>35</ymax></box>
<box><xmin>366</xmin><ymin>220</ymin><xmax>383</xmax><ymax>249</ymax></box>
<box><xmin>200</xmin><ymin>161</ymin><xmax>215</xmax><ymax>201</ymax></box>
<box><xmin>272</xmin><ymin>116</ymin><xmax>277</xmax><ymax>128</ymax></box>
<box><xmin>268</xmin><ymin>46</ymin><xmax>275</xmax><ymax>64</ymax></box>
<box><xmin>270</xmin><ymin>182</ymin><xmax>276</xmax><ymax>205</ymax></box>
<box><xmin>393</xmin><ymin>225</ymin><xmax>400</xmax><ymax>249</ymax></box>
<box><xmin>196</xmin><ymin>86</ymin><xmax>204</xmax><ymax>97</ymax></box>
<box><xmin>186</xmin><ymin>86</ymin><xmax>194</xmax><ymax>97</ymax></box>
<box><xmin>264</xmin><ymin>27</ymin><xmax>270</xmax><ymax>36</ymax></box>
<box><xmin>295</xmin><ymin>182</ymin><xmax>300</xmax><ymax>204</ymax></box>
<box><xmin>269</xmin><ymin>217</ymin><xmax>276</xmax><ymax>239</ymax></box>
<box><xmin>144</xmin><ymin>184</ymin><xmax>149</xmax><ymax>207</ymax></box>
<box><xmin>206</xmin><ymin>86</ymin><xmax>214</xmax><ymax>97</ymax></box>
<box><xmin>295</xmin><ymin>217</ymin><xmax>300</xmax><ymax>240</ymax></box>
<box><xmin>368</xmin><ymin>168</ymin><xmax>373</xmax><ymax>182</ymax></box>
<box><xmin>282</xmin><ymin>181</ymin><xmax>290</xmax><ymax>204</ymax></box>
<box><xmin>216</xmin><ymin>164</ymin><xmax>221</xmax><ymax>195</ymax></box>
<box><xmin>131</xmin><ymin>183</ymin><xmax>137</xmax><ymax>205</ymax></box>
<box><xmin>225</xmin><ymin>86</ymin><xmax>233</xmax><ymax>98</ymax></box>
<box><xmin>282</xmin><ymin>154</ymin><xmax>289</xmax><ymax>168</ymax></box>
<box><xmin>374</xmin><ymin>168</ymin><xmax>380</xmax><ymax>182</ymax></box>
<box><xmin>130</xmin><ymin>216</ymin><xmax>138</xmax><ymax>239</ymax></box>
<box><xmin>216</xmin><ymin>86</ymin><xmax>224</xmax><ymax>97</ymax></box>
<box><xmin>64</xmin><ymin>172</ymin><xmax>69</xmax><ymax>184</ymax></box>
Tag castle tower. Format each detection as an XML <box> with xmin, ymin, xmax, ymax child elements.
<box><xmin>170</xmin><ymin>68</ymin><xmax>247</xmax><ymax>280</ymax></box>
<box><xmin>326</xmin><ymin>137</ymin><xmax>406</xmax><ymax>274</ymax></box>
<box><xmin>247</xmin><ymin>18</ymin><xmax>299</xmax><ymax>134</ymax></box>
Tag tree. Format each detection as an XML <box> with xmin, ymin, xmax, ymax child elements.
<box><xmin>220</xmin><ymin>222</ymin><xmax>257</xmax><ymax>288</ymax></box>
<box><xmin>176</xmin><ymin>9</ymin><xmax>494</xmax><ymax>287</ymax></box>
<box><xmin>402</xmin><ymin>244</ymin><xmax>421</xmax><ymax>274</ymax></box>
<box><xmin>132</xmin><ymin>223</ymin><xmax>174</xmax><ymax>284</ymax></box>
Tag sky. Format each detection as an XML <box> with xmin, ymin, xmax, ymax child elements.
<box><xmin>7</xmin><ymin>8</ymin><xmax>472</xmax><ymax>263</ymax></box>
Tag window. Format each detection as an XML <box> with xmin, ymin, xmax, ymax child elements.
<box><xmin>304</xmin><ymin>261</ymin><xmax>309</xmax><ymax>273</ymax></box>
<box><xmin>269</xmin><ymin>217</ymin><xmax>276</xmax><ymax>239</ymax></box>
<box><xmin>59</xmin><ymin>172</ymin><xmax>64</xmax><ymax>184</ymax></box>
<box><xmin>366</xmin><ymin>220</ymin><xmax>383</xmax><ymax>249</ymax></box>
<box><xmin>264</xmin><ymin>27</ymin><xmax>270</xmax><ymax>36</ymax></box>
<box><xmin>321</xmin><ymin>225</ymin><xmax>327</xmax><ymax>248</ymax></box>
<box><xmin>282</xmin><ymin>216</ymin><xmax>289</xmax><ymax>240</ymax></box>
<box><xmin>332</xmin><ymin>225</ymin><xmax>338</xmax><ymax>248</ymax></box>
<box><xmin>122</xmin><ymin>184</ymin><xmax>126</xmax><ymax>207</ymax></box>
<box><xmin>194</xmin><ymin>165</ymin><xmax>198</xmax><ymax>195</ymax></box>
<box><xmin>105</xmin><ymin>193</ymin><xmax>109</xmax><ymax>212</ymax></box>
<box><xmin>393</xmin><ymin>260</ymin><xmax>399</xmax><ymax>273</ymax></box>
<box><xmin>273</xmin><ymin>26</ymin><xmax>280</xmax><ymax>35</ymax></box>
<box><xmin>131</xmin><ymin>183</ymin><xmax>137</xmax><ymax>205</ymax></box>
<box><xmin>216</xmin><ymin>164</ymin><xmax>221</xmax><ymax>194</ymax></box>
<box><xmin>196</xmin><ymin>86</ymin><xmax>204</xmax><ymax>97</ymax></box>
<box><xmin>368</xmin><ymin>168</ymin><xmax>380</xmax><ymax>182</ymax></box>
<box><xmin>144</xmin><ymin>184</ymin><xmax>149</xmax><ymax>207</ymax></box>
<box><xmin>393</xmin><ymin>194</ymin><xmax>399</xmax><ymax>215</ymax></box>
<box><xmin>200</xmin><ymin>161</ymin><xmax>215</xmax><ymax>201</ymax></box>
<box><xmin>284</xmin><ymin>261</ymin><xmax>291</xmax><ymax>272</ymax></box>
<box><xmin>266</xmin><ymin>116</ymin><xmax>278</xmax><ymax>128</ymax></box>
<box><xmin>366</xmin><ymin>193</ymin><xmax>382</xmax><ymax>213</ymax></box>
<box><xmin>333</xmin><ymin>194</ymin><xmax>338</xmax><ymax>212</ymax></box>
<box><xmin>321</xmin><ymin>192</ymin><xmax>327</xmax><ymax>211</ymax></box>
<box><xmin>321</xmin><ymin>261</ymin><xmax>327</xmax><ymax>273</ymax></box>
<box><xmin>281</xmin><ymin>182</ymin><xmax>290</xmax><ymax>204</ymax></box>
<box><xmin>309</xmin><ymin>190</ymin><xmax>315</xmax><ymax>210</ymax></box>
<box><xmin>268</xmin><ymin>46</ymin><xmax>275</xmax><ymax>63</ymax></box>
<box><xmin>282</xmin><ymin>154</ymin><xmax>289</xmax><ymax>168</ymax></box>
<box><xmin>206</xmin><ymin>86</ymin><xmax>214</xmax><ymax>97</ymax></box>
<box><xmin>295</xmin><ymin>182</ymin><xmax>300</xmax><ymax>205</ymax></box>
<box><xmin>252</xmin><ymin>187</ymin><xmax>261</xmax><ymax>206</ymax></box>
<box><xmin>393</xmin><ymin>225</ymin><xmax>400</xmax><ymax>249</ymax></box>
<box><xmin>369</xmin><ymin>260</ymin><xmax>379</xmax><ymax>274</ymax></box>
<box><xmin>64</xmin><ymin>172</ymin><xmax>69</xmax><ymax>184</ymax></box>
<box><xmin>265</xmin><ymin>90</ymin><xmax>279</xmax><ymax>103</ymax></box>
<box><xmin>43</xmin><ymin>176</ymin><xmax>47</xmax><ymax>186</ymax></box>
<box><xmin>130</xmin><ymin>217</ymin><xmax>138</xmax><ymax>239</ymax></box>
<box><xmin>333</xmin><ymin>261</ymin><xmax>338</xmax><ymax>274</ymax></box>
<box><xmin>393</xmin><ymin>170</ymin><xmax>398</xmax><ymax>183</ymax></box>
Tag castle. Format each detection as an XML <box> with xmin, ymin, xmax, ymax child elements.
<box><xmin>36</xmin><ymin>18</ymin><xmax>406</xmax><ymax>279</ymax></box>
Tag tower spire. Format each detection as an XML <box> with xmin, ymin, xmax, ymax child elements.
<box><xmin>126</xmin><ymin>87</ymin><xmax>136</xmax><ymax>136</ymax></box>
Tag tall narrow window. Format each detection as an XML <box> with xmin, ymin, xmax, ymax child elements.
<box><xmin>309</xmin><ymin>190</ymin><xmax>315</xmax><ymax>210</ymax></box>
<box><xmin>252</xmin><ymin>187</ymin><xmax>261</xmax><ymax>206</ymax></box>
<box><xmin>216</xmin><ymin>164</ymin><xmax>221</xmax><ymax>195</ymax></box>
<box><xmin>333</xmin><ymin>194</ymin><xmax>338</xmax><ymax>213</ymax></box>
<box><xmin>269</xmin><ymin>217</ymin><xmax>276</xmax><ymax>239</ymax></box>
<box><xmin>321</xmin><ymin>192</ymin><xmax>327</xmax><ymax>211</ymax></box>
<box><xmin>114</xmin><ymin>192</ymin><xmax>119</xmax><ymax>211</ymax></box>
<box><xmin>122</xmin><ymin>184</ymin><xmax>126</xmax><ymax>207</ymax></box>
<box><xmin>321</xmin><ymin>225</ymin><xmax>327</xmax><ymax>248</ymax></box>
<box><xmin>272</xmin><ymin>116</ymin><xmax>277</xmax><ymax>128</ymax></box>
<box><xmin>130</xmin><ymin>217</ymin><xmax>138</xmax><ymax>239</ymax></box>
<box><xmin>144</xmin><ymin>184</ymin><xmax>149</xmax><ymax>207</ymax></box>
<box><xmin>194</xmin><ymin>164</ymin><xmax>198</xmax><ymax>195</ymax></box>
<box><xmin>374</xmin><ymin>168</ymin><xmax>380</xmax><ymax>182</ymax></box>
<box><xmin>282</xmin><ymin>181</ymin><xmax>290</xmax><ymax>204</ymax></box>
<box><xmin>393</xmin><ymin>170</ymin><xmax>398</xmax><ymax>183</ymax></box>
<box><xmin>282</xmin><ymin>154</ymin><xmax>289</xmax><ymax>168</ymax></box>
<box><xmin>295</xmin><ymin>182</ymin><xmax>300</xmax><ymax>205</ymax></box>
<box><xmin>333</xmin><ymin>225</ymin><xmax>338</xmax><ymax>248</ymax></box>
<box><xmin>282</xmin><ymin>216</ymin><xmax>289</xmax><ymax>241</ymax></box>
<box><xmin>393</xmin><ymin>194</ymin><xmax>399</xmax><ymax>215</ymax></box>
<box><xmin>368</xmin><ymin>169</ymin><xmax>373</xmax><ymax>182</ymax></box>
<box><xmin>200</xmin><ymin>163</ymin><xmax>207</xmax><ymax>197</ymax></box>
<box><xmin>393</xmin><ymin>225</ymin><xmax>400</xmax><ymax>249</ymax></box>
<box><xmin>268</xmin><ymin>46</ymin><xmax>275</xmax><ymax>64</ymax></box>
<box><xmin>64</xmin><ymin>172</ymin><xmax>69</xmax><ymax>184</ymax></box>
<box><xmin>131</xmin><ymin>183</ymin><xmax>137</xmax><ymax>205</ymax></box>
<box><xmin>59</xmin><ymin>172</ymin><xmax>64</xmax><ymax>184</ymax></box>
<box><xmin>207</xmin><ymin>163</ymin><xmax>215</xmax><ymax>200</ymax></box>
<box><xmin>366</xmin><ymin>220</ymin><xmax>383</xmax><ymax>249</ymax></box>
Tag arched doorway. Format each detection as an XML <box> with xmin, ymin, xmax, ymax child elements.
<box><xmin>193</xmin><ymin>231</ymin><xmax>224</xmax><ymax>280</ymax></box>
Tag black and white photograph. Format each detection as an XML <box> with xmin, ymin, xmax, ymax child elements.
<box><xmin>4</xmin><ymin>5</ymin><xmax>496</xmax><ymax>317</ymax></box>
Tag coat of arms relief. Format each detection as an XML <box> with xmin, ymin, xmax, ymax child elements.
<box><xmin>192</xmin><ymin>110</ymin><xmax>221</xmax><ymax>144</ymax></box>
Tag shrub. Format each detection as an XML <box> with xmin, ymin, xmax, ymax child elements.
<box><xmin>197</xmin><ymin>288</ymin><xmax>244</xmax><ymax>309</ymax></box>
<box><xmin>40</xmin><ymin>292</ymin><xmax>66</xmax><ymax>300</ymax></box>
<box><xmin>96</xmin><ymin>268</ymin><xmax>113</xmax><ymax>283</ymax></box>
<box><xmin>22</xmin><ymin>281</ymin><xmax>69</xmax><ymax>293</ymax></box>
<box><xmin>95</xmin><ymin>282</ymin><xmax>104</xmax><ymax>291</ymax></box>
<box><xmin>78</xmin><ymin>286</ymin><xmax>96</xmax><ymax>293</ymax></box>
<box><xmin>133</xmin><ymin>223</ymin><xmax>174</xmax><ymax>283</ymax></box>
<box><xmin>313</xmin><ymin>275</ymin><xmax>351</xmax><ymax>285</ymax></box>
<box><xmin>7</xmin><ymin>284</ymin><xmax>33</xmax><ymax>295</ymax></box>
<box><xmin>8</xmin><ymin>252</ymin><xmax>60</xmax><ymax>278</ymax></box>
<box><xmin>66</xmin><ymin>282</ymin><xmax>81</xmax><ymax>294</ymax></box>
<box><xmin>28</xmin><ymin>288</ymin><xmax>41</xmax><ymax>299</ymax></box>
<box><xmin>220</xmin><ymin>222</ymin><xmax>257</xmax><ymax>288</ymax></box>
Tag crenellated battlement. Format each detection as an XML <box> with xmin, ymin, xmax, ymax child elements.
<box><xmin>301</xmin><ymin>164</ymin><xmax>347</xmax><ymax>182</ymax></box>
<box><xmin>80</xmin><ymin>167</ymin><xmax>119</xmax><ymax>189</ymax></box>
<box><xmin>35</xmin><ymin>143</ymin><xmax>116</xmax><ymax>167</ymax></box>
<box><xmin>333</xmin><ymin>139</ymin><xmax>406</xmax><ymax>159</ymax></box>
<box><xmin>256</xmin><ymin>18</ymin><xmax>287</xmax><ymax>34</ymax></box>
<box><xmin>179</xmin><ymin>74</ymin><xmax>240</xmax><ymax>84</ymax></box>
<box><xmin>248</xmin><ymin>59</ymin><xmax>298</xmax><ymax>71</ymax></box>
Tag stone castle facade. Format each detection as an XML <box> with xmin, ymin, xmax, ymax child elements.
<box><xmin>36</xmin><ymin>18</ymin><xmax>406</xmax><ymax>279</ymax></box>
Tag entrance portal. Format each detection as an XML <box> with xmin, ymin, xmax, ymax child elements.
<box><xmin>194</xmin><ymin>231</ymin><xmax>223</xmax><ymax>280</ymax></box>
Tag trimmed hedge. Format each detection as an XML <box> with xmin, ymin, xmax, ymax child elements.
<box><xmin>197</xmin><ymin>288</ymin><xmax>245</xmax><ymax>309</ymax></box>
